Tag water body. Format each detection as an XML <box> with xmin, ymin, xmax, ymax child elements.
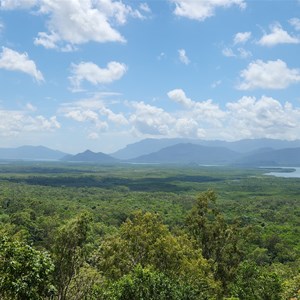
<box><xmin>264</xmin><ymin>167</ymin><xmax>300</xmax><ymax>178</ymax></box>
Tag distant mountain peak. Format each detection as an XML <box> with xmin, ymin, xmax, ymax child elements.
<box><xmin>62</xmin><ymin>149</ymin><xmax>118</xmax><ymax>163</ymax></box>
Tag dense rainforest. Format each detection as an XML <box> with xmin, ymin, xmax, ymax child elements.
<box><xmin>0</xmin><ymin>163</ymin><xmax>300</xmax><ymax>299</ymax></box>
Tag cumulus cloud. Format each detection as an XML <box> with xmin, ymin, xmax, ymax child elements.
<box><xmin>0</xmin><ymin>109</ymin><xmax>60</xmax><ymax>137</ymax></box>
<box><xmin>60</xmin><ymin>90</ymin><xmax>300</xmax><ymax>142</ymax></box>
<box><xmin>289</xmin><ymin>18</ymin><xmax>300</xmax><ymax>31</ymax></box>
<box><xmin>234</xmin><ymin>31</ymin><xmax>251</xmax><ymax>44</ymax></box>
<box><xmin>178</xmin><ymin>49</ymin><xmax>190</xmax><ymax>65</ymax></box>
<box><xmin>60</xmin><ymin>96</ymin><xmax>128</xmax><ymax>135</ymax></box>
<box><xmin>237</xmin><ymin>59</ymin><xmax>300</xmax><ymax>90</ymax></box>
<box><xmin>168</xmin><ymin>89</ymin><xmax>226</xmax><ymax>126</ymax></box>
<box><xmin>166</xmin><ymin>90</ymin><xmax>300</xmax><ymax>141</ymax></box>
<box><xmin>226</xmin><ymin>96</ymin><xmax>300</xmax><ymax>140</ymax></box>
<box><xmin>22</xmin><ymin>0</ymin><xmax>145</xmax><ymax>50</ymax></box>
<box><xmin>168</xmin><ymin>89</ymin><xmax>193</xmax><ymax>107</ymax></box>
<box><xmin>170</xmin><ymin>0</ymin><xmax>246</xmax><ymax>21</ymax></box>
<box><xmin>0</xmin><ymin>47</ymin><xmax>44</xmax><ymax>82</ymax></box>
<box><xmin>129</xmin><ymin>101</ymin><xmax>175</xmax><ymax>136</ymax></box>
<box><xmin>130</xmin><ymin>89</ymin><xmax>300</xmax><ymax>141</ymax></box>
<box><xmin>69</xmin><ymin>61</ymin><xmax>127</xmax><ymax>90</ymax></box>
<box><xmin>258</xmin><ymin>23</ymin><xmax>300</xmax><ymax>46</ymax></box>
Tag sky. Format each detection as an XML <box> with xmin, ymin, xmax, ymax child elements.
<box><xmin>0</xmin><ymin>0</ymin><xmax>300</xmax><ymax>154</ymax></box>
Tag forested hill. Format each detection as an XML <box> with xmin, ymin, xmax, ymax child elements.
<box><xmin>61</xmin><ymin>149</ymin><xmax>118</xmax><ymax>163</ymax></box>
<box><xmin>235</xmin><ymin>147</ymin><xmax>300</xmax><ymax>166</ymax></box>
<box><xmin>130</xmin><ymin>143</ymin><xmax>240</xmax><ymax>164</ymax></box>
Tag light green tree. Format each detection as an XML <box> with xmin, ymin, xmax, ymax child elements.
<box><xmin>95</xmin><ymin>211</ymin><xmax>219</xmax><ymax>299</ymax></box>
<box><xmin>52</xmin><ymin>212</ymin><xmax>91</xmax><ymax>300</ymax></box>
<box><xmin>186</xmin><ymin>190</ymin><xmax>247</xmax><ymax>294</ymax></box>
<box><xmin>0</xmin><ymin>237</ymin><xmax>54</xmax><ymax>300</ymax></box>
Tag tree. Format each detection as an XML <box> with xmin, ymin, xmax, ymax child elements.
<box><xmin>52</xmin><ymin>212</ymin><xmax>91</xmax><ymax>300</ymax></box>
<box><xmin>229</xmin><ymin>261</ymin><xmax>282</xmax><ymax>300</ymax></box>
<box><xmin>95</xmin><ymin>211</ymin><xmax>218</xmax><ymax>298</ymax></box>
<box><xmin>0</xmin><ymin>237</ymin><xmax>54</xmax><ymax>300</ymax></box>
<box><xmin>186</xmin><ymin>190</ymin><xmax>247</xmax><ymax>294</ymax></box>
<box><xmin>107</xmin><ymin>264</ymin><xmax>192</xmax><ymax>300</ymax></box>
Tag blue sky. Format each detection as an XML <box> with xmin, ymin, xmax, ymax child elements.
<box><xmin>0</xmin><ymin>0</ymin><xmax>300</xmax><ymax>154</ymax></box>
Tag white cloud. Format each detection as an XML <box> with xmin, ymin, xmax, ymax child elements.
<box><xmin>60</xmin><ymin>96</ymin><xmax>128</xmax><ymax>135</ymax></box>
<box><xmin>170</xmin><ymin>0</ymin><xmax>246</xmax><ymax>21</ymax></box>
<box><xmin>129</xmin><ymin>101</ymin><xmax>175</xmax><ymax>136</ymax></box>
<box><xmin>222</xmin><ymin>47</ymin><xmax>235</xmax><ymax>57</ymax></box>
<box><xmin>211</xmin><ymin>80</ymin><xmax>221</xmax><ymax>88</ymax></box>
<box><xmin>222</xmin><ymin>47</ymin><xmax>251</xmax><ymax>59</ymax></box>
<box><xmin>226</xmin><ymin>96</ymin><xmax>300</xmax><ymax>140</ymax></box>
<box><xmin>223</xmin><ymin>31</ymin><xmax>252</xmax><ymax>59</ymax></box>
<box><xmin>0</xmin><ymin>0</ymin><xmax>37</xmax><ymax>9</ymax></box>
<box><xmin>237</xmin><ymin>47</ymin><xmax>252</xmax><ymax>59</ymax></box>
<box><xmin>30</xmin><ymin>0</ymin><xmax>145</xmax><ymax>50</ymax></box>
<box><xmin>0</xmin><ymin>109</ymin><xmax>60</xmax><ymax>137</ymax></box>
<box><xmin>0</xmin><ymin>47</ymin><xmax>44</xmax><ymax>82</ymax></box>
<box><xmin>26</xmin><ymin>103</ymin><xmax>37</xmax><ymax>112</ymax></box>
<box><xmin>167</xmin><ymin>89</ymin><xmax>193</xmax><ymax>107</ymax></box>
<box><xmin>234</xmin><ymin>31</ymin><xmax>251</xmax><ymax>44</ymax></box>
<box><xmin>258</xmin><ymin>23</ymin><xmax>300</xmax><ymax>46</ymax></box>
<box><xmin>178</xmin><ymin>49</ymin><xmax>190</xmax><ymax>65</ymax></box>
<box><xmin>0</xmin><ymin>21</ymin><xmax>4</xmax><ymax>32</ymax></box>
<box><xmin>237</xmin><ymin>59</ymin><xmax>300</xmax><ymax>90</ymax></box>
<box><xmin>60</xmin><ymin>90</ymin><xmax>300</xmax><ymax>142</ymax></box>
<box><xmin>166</xmin><ymin>90</ymin><xmax>300</xmax><ymax>141</ymax></box>
<box><xmin>289</xmin><ymin>18</ymin><xmax>300</xmax><ymax>31</ymax></box>
<box><xmin>133</xmin><ymin>89</ymin><xmax>300</xmax><ymax>141</ymax></box>
<box><xmin>140</xmin><ymin>3</ymin><xmax>151</xmax><ymax>13</ymax></box>
<box><xmin>69</xmin><ymin>61</ymin><xmax>127</xmax><ymax>90</ymax></box>
<box><xmin>167</xmin><ymin>88</ymin><xmax>226</xmax><ymax>126</ymax></box>
<box><xmin>88</xmin><ymin>132</ymin><xmax>99</xmax><ymax>140</ymax></box>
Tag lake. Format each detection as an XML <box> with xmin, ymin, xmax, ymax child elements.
<box><xmin>264</xmin><ymin>167</ymin><xmax>300</xmax><ymax>178</ymax></box>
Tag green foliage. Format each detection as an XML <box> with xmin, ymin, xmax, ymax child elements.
<box><xmin>96</xmin><ymin>211</ymin><xmax>218</xmax><ymax>298</ymax></box>
<box><xmin>229</xmin><ymin>261</ymin><xmax>282</xmax><ymax>300</ymax></box>
<box><xmin>0</xmin><ymin>237</ymin><xmax>54</xmax><ymax>300</ymax></box>
<box><xmin>186</xmin><ymin>190</ymin><xmax>247</xmax><ymax>294</ymax></box>
<box><xmin>52</xmin><ymin>212</ymin><xmax>92</xmax><ymax>300</ymax></box>
<box><xmin>66</xmin><ymin>263</ymin><xmax>104</xmax><ymax>300</ymax></box>
<box><xmin>102</xmin><ymin>264</ymin><xmax>218</xmax><ymax>300</ymax></box>
<box><xmin>0</xmin><ymin>163</ymin><xmax>300</xmax><ymax>298</ymax></box>
<box><xmin>107</xmin><ymin>265</ymin><xmax>182</xmax><ymax>300</ymax></box>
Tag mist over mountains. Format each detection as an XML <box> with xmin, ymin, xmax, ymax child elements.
<box><xmin>1</xmin><ymin>138</ymin><xmax>300</xmax><ymax>166</ymax></box>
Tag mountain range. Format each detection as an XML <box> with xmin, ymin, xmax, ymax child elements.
<box><xmin>0</xmin><ymin>145</ymin><xmax>67</xmax><ymax>161</ymax></box>
<box><xmin>1</xmin><ymin>138</ymin><xmax>300</xmax><ymax>166</ymax></box>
